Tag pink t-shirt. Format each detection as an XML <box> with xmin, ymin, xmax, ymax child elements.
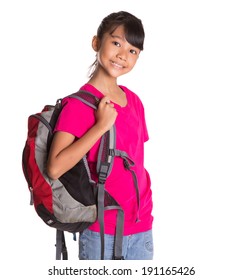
<box><xmin>55</xmin><ymin>84</ymin><xmax>153</xmax><ymax>235</ymax></box>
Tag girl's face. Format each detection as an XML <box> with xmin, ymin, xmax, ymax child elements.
<box><xmin>94</xmin><ymin>25</ymin><xmax>140</xmax><ymax>79</ymax></box>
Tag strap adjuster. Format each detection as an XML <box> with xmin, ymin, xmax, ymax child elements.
<box><xmin>98</xmin><ymin>163</ymin><xmax>109</xmax><ymax>183</ymax></box>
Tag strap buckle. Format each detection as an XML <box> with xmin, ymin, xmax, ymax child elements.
<box><xmin>98</xmin><ymin>163</ymin><xmax>109</xmax><ymax>183</ymax></box>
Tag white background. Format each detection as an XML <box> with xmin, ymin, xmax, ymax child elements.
<box><xmin>0</xmin><ymin>0</ymin><xmax>241</xmax><ymax>279</ymax></box>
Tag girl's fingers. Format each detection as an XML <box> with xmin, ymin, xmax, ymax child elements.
<box><xmin>100</xmin><ymin>97</ymin><xmax>114</xmax><ymax>107</ymax></box>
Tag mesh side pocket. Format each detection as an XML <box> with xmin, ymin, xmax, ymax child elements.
<box><xmin>52</xmin><ymin>179</ymin><xmax>97</xmax><ymax>223</ymax></box>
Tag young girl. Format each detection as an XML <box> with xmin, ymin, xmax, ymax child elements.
<box><xmin>47</xmin><ymin>11</ymin><xmax>153</xmax><ymax>260</ymax></box>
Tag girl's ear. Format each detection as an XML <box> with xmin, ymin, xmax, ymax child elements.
<box><xmin>92</xmin><ymin>36</ymin><xmax>100</xmax><ymax>52</ymax></box>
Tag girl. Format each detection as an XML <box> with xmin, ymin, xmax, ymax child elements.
<box><xmin>47</xmin><ymin>11</ymin><xmax>153</xmax><ymax>260</ymax></box>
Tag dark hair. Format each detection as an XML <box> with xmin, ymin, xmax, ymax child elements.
<box><xmin>88</xmin><ymin>11</ymin><xmax>145</xmax><ymax>77</ymax></box>
<box><xmin>97</xmin><ymin>11</ymin><xmax>145</xmax><ymax>50</ymax></box>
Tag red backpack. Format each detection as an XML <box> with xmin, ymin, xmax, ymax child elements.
<box><xmin>22</xmin><ymin>90</ymin><xmax>139</xmax><ymax>260</ymax></box>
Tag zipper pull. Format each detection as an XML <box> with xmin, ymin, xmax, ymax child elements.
<box><xmin>29</xmin><ymin>187</ymin><xmax>34</xmax><ymax>205</ymax></box>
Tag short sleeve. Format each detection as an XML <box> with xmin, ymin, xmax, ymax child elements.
<box><xmin>54</xmin><ymin>96</ymin><xmax>95</xmax><ymax>138</ymax></box>
<box><xmin>143</xmin><ymin>110</ymin><xmax>149</xmax><ymax>142</ymax></box>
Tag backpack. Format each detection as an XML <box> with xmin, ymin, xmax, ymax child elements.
<box><xmin>22</xmin><ymin>90</ymin><xmax>140</xmax><ymax>260</ymax></box>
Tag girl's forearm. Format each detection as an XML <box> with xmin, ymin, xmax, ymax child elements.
<box><xmin>47</xmin><ymin>123</ymin><xmax>106</xmax><ymax>180</ymax></box>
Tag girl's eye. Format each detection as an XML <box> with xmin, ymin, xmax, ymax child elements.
<box><xmin>113</xmin><ymin>41</ymin><xmax>121</xmax><ymax>47</ymax></box>
<box><xmin>130</xmin><ymin>49</ymin><xmax>137</xmax><ymax>55</ymax></box>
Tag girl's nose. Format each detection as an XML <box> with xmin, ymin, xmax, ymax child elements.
<box><xmin>116</xmin><ymin>51</ymin><xmax>127</xmax><ymax>61</ymax></box>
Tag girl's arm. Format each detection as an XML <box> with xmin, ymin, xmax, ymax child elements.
<box><xmin>47</xmin><ymin>96</ymin><xmax>117</xmax><ymax>180</ymax></box>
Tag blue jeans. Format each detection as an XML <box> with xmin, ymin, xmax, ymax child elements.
<box><xmin>79</xmin><ymin>229</ymin><xmax>153</xmax><ymax>260</ymax></box>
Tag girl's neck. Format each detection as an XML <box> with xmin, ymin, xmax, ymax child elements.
<box><xmin>88</xmin><ymin>75</ymin><xmax>127</xmax><ymax>107</ymax></box>
<box><xmin>88</xmin><ymin>72</ymin><xmax>119</xmax><ymax>96</ymax></box>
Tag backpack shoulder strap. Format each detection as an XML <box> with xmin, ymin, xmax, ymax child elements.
<box><xmin>68</xmin><ymin>90</ymin><xmax>100</xmax><ymax>110</ymax></box>
<box><xmin>68</xmin><ymin>89</ymin><xmax>125</xmax><ymax>260</ymax></box>
<box><xmin>56</xmin><ymin>230</ymin><xmax>68</xmax><ymax>260</ymax></box>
